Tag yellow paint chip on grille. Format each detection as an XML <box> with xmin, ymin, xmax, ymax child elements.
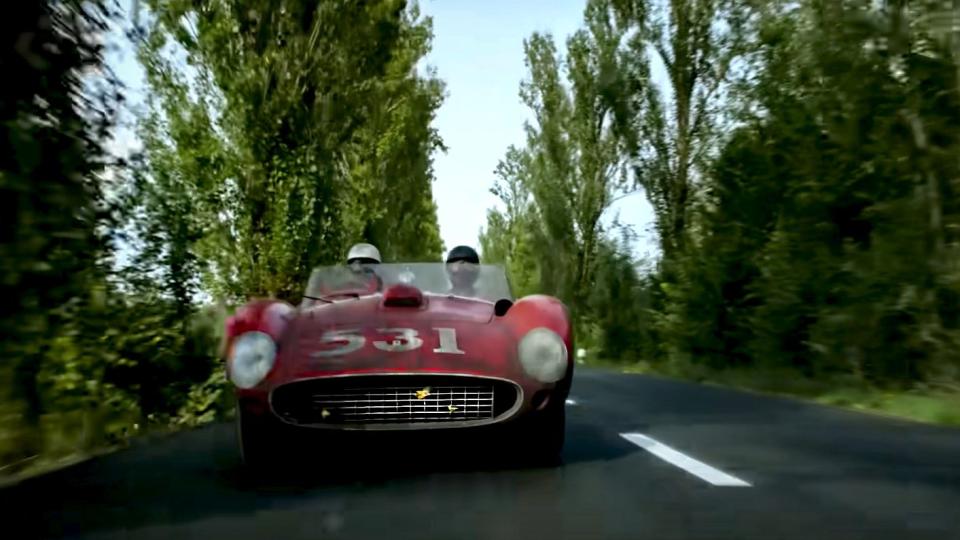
<box><xmin>448</xmin><ymin>405</ymin><xmax>458</xmax><ymax>413</ymax></box>
<box><xmin>415</xmin><ymin>387</ymin><xmax>431</xmax><ymax>399</ymax></box>
<box><xmin>321</xmin><ymin>408</ymin><xmax>331</xmax><ymax>419</ymax></box>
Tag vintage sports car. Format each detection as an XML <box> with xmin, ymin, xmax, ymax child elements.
<box><xmin>222</xmin><ymin>262</ymin><xmax>574</xmax><ymax>468</ymax></box>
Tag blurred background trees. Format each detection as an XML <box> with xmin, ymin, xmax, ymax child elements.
<box><xmin>482</xmin><ymin>0</ymin><xmax>960</xmax><ymax>392</ymax></box>
<box><xmin>1</xmin><ymin>0</ymin><xmax>127</xmax><ymax>466</ymax></box>
<box><xmin>1</xmin><ymin>0</ymin><xmax>446</xmax><ymax>471</ymax></box>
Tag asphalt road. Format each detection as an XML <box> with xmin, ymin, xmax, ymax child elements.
<box><xmin>3</xmin><ymin>368</ymin><xmax>960</xmax><ymax>540</ymax></box>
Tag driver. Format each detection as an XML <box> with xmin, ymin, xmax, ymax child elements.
<box><xmin>445</xmin><ymin>245</ymin><xmax>481</xmax><ymax>297</ymax></box>
<box><xmin>346</xmin><ymin>242</ymin><xmax>382</xmax><ymax>266</ymax></box>
<box><xmin>346</xmin><ymin>242</ymin><xmax>383</xmax><ymax>292</ymax></box>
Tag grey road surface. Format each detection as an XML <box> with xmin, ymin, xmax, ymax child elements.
<box><xmin>3</xmin><ymin>368</ymin><xmax>959</xmax><ymax>540</ymax></box>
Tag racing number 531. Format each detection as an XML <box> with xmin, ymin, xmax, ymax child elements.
<box><xmin>312</xmin><ymin>327</ymin><xmax>465</xmax><ymax>357</ymax></box>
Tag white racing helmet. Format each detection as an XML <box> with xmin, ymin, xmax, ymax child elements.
<box><xmin>346</xmin><ymin>243</ymin><xmax>382</xmax><ymax>265</ymax></box>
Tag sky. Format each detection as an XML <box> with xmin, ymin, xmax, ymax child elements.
<box><xmin>104</xmin><ymin>0</ymin><xmax>658</xmax><ymax>261</ymax></box>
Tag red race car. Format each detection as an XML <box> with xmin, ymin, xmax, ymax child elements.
<box><xmin>222</xmin><ymin>262</ymin><xmax>573</xmax><ymax>468</ymax></box>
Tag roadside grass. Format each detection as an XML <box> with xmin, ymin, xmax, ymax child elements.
<box><xmin>814</xmin><ymin>388</ymin><xmax>960</xmax><ymax>425</ymax></box>
<box><xmin>0</xmin><ymin>405</ymin><xmax>213</xmax><ymax>487</ymax></box>
<box><xmin>0</xmin><ymin>407</ymin><xmax>134</xmax><ymax>486</ymax></box>
<box><xmin>583</xmin><ymin>359</ymin><xmax>960</xmax><ymax>427</ymax></box>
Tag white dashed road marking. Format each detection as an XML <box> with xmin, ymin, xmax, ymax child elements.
<box><xmin>619</xmin><ymin>433</ymin><xmax>752</xmax><ymax>487</ymax></box>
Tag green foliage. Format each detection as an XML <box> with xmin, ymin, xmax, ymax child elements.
<box><xmin>104</xmin><ymin>0</ymin><xmax>445</xmax><ymax>445</ymax></box>
<box><xmin>484</xmin><ymin>0</ymin><xmax>960</xmax><ymax>406</ymax></box>
<box><xmin>610</xmin><ymin>0</ymin><xmax>752</xmax><ymax>257</ymax></box>
<box><xmin>134</xmin><ymin>0</ymin><xmax>446</xmax><ymax>302</ymax></box>
<box><xmin>2</xmin><ymin>0</ymin><xmax>448</xmax><ymax>475</ymax></box>
<box><xmin>342</xmin><ymin>3</ymin><xmax>447</xmax><ymax>262</ymax></box>
<box><xmin>587</xmin><ymin>238</ymin><xmax>658</xmax><ymax>362</ymax></box>
<box><xmin>481</xmin><ymin>0</ymin><xmax>761</xmax><ymax>361</ymax></box>
<box><xmin>173</xmin><ymin>368</ymin><xmax>230</xmax><ymax>428</ymax></box>
<box><xmin>479</xmin><ymin>147</ymin><xmax>543</xmax><ymax>298</ymax></box>
<box><xmin>657</xmin><ymin>0</ymin><xmax>960</xmax><ymax>389</ymax></box>
<box><xmin>0</xmin><ymin>0</ymin><xmax>122</xmax><ymax>463</ymax></box>
<box><xmin>481</xmin><ymin>0</ymin><xmax>633</xmax><ymax>324</ymax></box>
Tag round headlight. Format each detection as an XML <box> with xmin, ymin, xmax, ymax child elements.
<box><xmin>229</xmin><ymin>331</ymin><xmax>277</xmax><ymax>389</ymax></box>
<box><xmin>517</xmin><ymin>327</ymin><xmax>568</xmax><ymax>383</ymax></box>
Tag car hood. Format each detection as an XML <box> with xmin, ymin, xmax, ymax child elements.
<box><xmin>269</xmin><ymin>293</ymin><xmax>525</xmax><ymax>383</ymax></box>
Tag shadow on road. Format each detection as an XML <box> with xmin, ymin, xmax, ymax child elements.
<box><xmin>0</xmin><ymin>415</ymin><xmax>638</xmax><ymax>539</ymax></box>
<box><xmin>216</xmin><ymin>410</ymin><xmax>638</xmax><ymax>488</ymax></box>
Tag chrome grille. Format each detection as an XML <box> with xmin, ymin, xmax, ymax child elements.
<box><xmin>312</xmin><ymin>385</ymin><xmax>493</xmax><ymax>422</ymax></box>
<box><xmin>270</xmin><ymin>375</ymin><xmax>519</xmax><ymax>428</ymax></box>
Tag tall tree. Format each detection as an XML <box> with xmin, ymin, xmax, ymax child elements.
<box><xmin>1</xmin><ymin>0</ymin><xmax>120</xmax><ymax>455</ymax></box>
<box><xmin>479</xmin><ymin>146</ymin><xmax>541</xmax><ymax>297</ymax></box>
<box><xmin>341</xmin><ymin>3</ymin><xmax>446</xmax><ymax>262</ymax></box>
<box><xmin>611</xmin><ymin>0</ymin><xmax>750</xmax><ymax>258</ymax></box>
<box><xmin>655</xmin><ymin>0</ymin><xmax>960</xmax><ymax>384</ymax></box>
<box><xmin>487</xmin><ymin>0</ymin><xmax>632</xmax><ymax>320</ymax></box>
<box><xmin>134</xmin><ymin>0</ymin><xmax>446</xmax><ymax>302</ymax></box>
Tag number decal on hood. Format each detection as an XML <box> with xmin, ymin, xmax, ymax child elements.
<box><xmin>432</xmin><ymin>328</ymin><xmax>465</xmax><ymax>355</ymax></box>
<box><xmin>373</xmin><ymin>328</ymin><xmax>424</xmax><ymax>352</ymax></box>
<box><xmin>311</xmin><ymin>328</ymin><xmax>463</xmax><ymax>356</ymax></box>
<box><xmin>311</xmin><ymin>328</ymin><xmax>365</xmax><ymax>357</ymax></box>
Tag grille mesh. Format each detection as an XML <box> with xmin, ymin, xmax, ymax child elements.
<box><xmin>271</xmin><ymin>376</ymin><xmax>517</xmax><ymax>427</ymax></box>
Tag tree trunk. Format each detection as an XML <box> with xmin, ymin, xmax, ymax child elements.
<box><xmin>575</xmin><ymin>230</ymin><xmax>596</xmax><ymax>319</ymax></box>
<box><xmin>11</xmin><ymin>347</ymin><xmax>45</xmax><ymax>459</ymax></box>
<box><xmin>668</xmin><ymin>0</ymin><xmax>694</xmax><ymax>258</ymax></box>
<box><xmin>953</xmin><ymin>0</ymin><xmax>960</xmax><ymax>258</ymax></box>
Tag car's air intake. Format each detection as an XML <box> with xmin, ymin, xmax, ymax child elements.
<box><xmin>270</xmin><ymin>374</ymin><xmax>521</xmax><ymax>429</ymax></box>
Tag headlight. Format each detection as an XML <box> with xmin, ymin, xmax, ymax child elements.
<box><xmin>228</xmin><ymin>331</ymin><xmax>277</xmax><ymax>389</ymax></box>
<box><xmin>517</xmin><ymin>327</ymin><xmax>568</xmax><ymax>383</ymax></box>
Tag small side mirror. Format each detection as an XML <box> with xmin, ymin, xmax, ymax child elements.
<box><xmin>494</xmin><ymin>298</ymin><xmax>513</xmax><ymax>317</ymax></box>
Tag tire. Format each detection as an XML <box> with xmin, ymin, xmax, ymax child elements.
<box><xmin>236</xmin><ymin>404</ymin><xmax>279</xmax><ymax>470</ymax></box>
<box><xmin>522</xmin><ymin>404</ymin><xmax>565</xmax><ymax>466</ymax></box>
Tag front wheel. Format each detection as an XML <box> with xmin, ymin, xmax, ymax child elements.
<box><xmin>236</xmin><ymin>405</ymin><xmax>280</xmax><ymax>470</ymax></box>
<box><xmin>521</xmin><ymin>404</ymin><xmax>565</xmax><ymax>466</ymax></box>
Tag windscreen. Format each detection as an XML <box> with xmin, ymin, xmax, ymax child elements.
<box><xmin>304</xmin><ymin>262</ymin><xmax>514</xmax><ymax>303</ymax></box>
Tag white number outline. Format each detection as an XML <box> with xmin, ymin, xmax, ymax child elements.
<box><xmin>373</xmin><ymin>328</ymin><xmax>423</xmax><ymax>352</ymax></box>
<box><xmin>433</xmin><ymin>327</ymin><xmax>465</xmax><ymax>355</ymax></box>
<box><xmin>311</xmin><ymin>329</ymin><xmax>365</xmax><ymax>358</ymax></box>
<box><xmin>311</xmin><ymin>327</ymin><xmax>465</xmax><ymax>357</ymax></box>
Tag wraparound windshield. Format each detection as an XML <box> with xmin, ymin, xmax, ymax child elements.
<box><xmin>304</xmin><ymin>263</ymin><xmax>514</xmax><ymax>303</ymax></box>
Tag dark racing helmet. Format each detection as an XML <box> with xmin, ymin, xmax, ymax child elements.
<box><xmin>446</xmin><ymin>245</ymin><xmax>480</xmax><ymax>265</ymax></box>
<box><xmin>445</xmin><ymin>245</ymin><xmax>480</xmax><ymax>294</ymax></box>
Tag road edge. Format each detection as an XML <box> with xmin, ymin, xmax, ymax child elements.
<box><xmin>0</xmin><ymin>422</ymin><xmax>216</xmax><ymax>489</ymax></box>
<box><xmin>583</xmin><ymin>363</ymin><xmax>960</xmax><ymax>429</ymax></box>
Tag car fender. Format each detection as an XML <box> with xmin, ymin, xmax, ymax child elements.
<box><xmin>225</xmin><ymin>299</ymin><xmax>294</xmax><ymax>344</ymax></box>
<box><xmin>223</xmin><ymin>299</ymin><xmax>294</xmax><ymax>402</ymax></box>
<box><xmin>500</xmin><ymin>294</ymin><xmax>574</xmax><ymax>391</ymax></box>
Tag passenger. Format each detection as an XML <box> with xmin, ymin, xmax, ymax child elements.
<box><xmin>445</xmin><ymin>245</ymin><xmax>481</xmax><ymax>298</ymax></box>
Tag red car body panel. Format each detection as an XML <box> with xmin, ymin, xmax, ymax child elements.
<box><xmin>225</xmin><ymin>286</ymin><xmax>574</xmax><ymax>430</ymax></box>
